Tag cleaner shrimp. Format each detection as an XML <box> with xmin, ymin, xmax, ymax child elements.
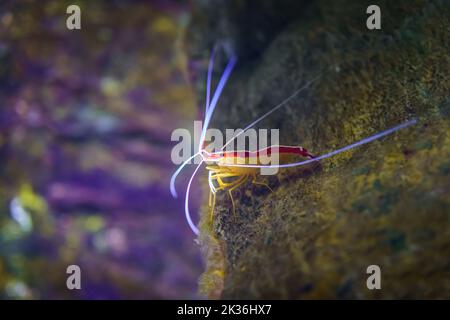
<box><xmin>170</xmin><ymin>46</ymin><xmax>417</xmax><ymax>236</ymax></box>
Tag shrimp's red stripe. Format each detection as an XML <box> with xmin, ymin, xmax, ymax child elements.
<box><xmin>207</xmin><ymin>146</ymin><xmax>314</xmax><ymax>160</ymax></box>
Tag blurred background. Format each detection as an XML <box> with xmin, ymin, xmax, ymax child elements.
<box><xmin>0</xmin><ymin>0</ymin><xmax>204</xmax><ymax>299</ymax></box>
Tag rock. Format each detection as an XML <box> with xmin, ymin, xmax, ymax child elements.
<box><xmin>190</xmin><ymin>0</ymin><xmax>450</xmax><ymax>299</ymax></box>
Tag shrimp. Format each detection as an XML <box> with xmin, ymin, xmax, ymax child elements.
<box><xmin>170</xmin><ymin>46</ymin><xmax>417</xmax><ymax>236</ymax></box>
<box><xmin>202</xmin><ymin>145</ymin><xmax>315</xmax><ymax>220</ymax></box>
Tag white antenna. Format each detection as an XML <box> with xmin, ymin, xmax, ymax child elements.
<box><xmin>221</xmin><ymin>71</ymin><xmax>324</xmax><ymax>150</ymax></box>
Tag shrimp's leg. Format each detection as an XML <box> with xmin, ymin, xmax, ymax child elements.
<box><xmin>208</xmin><ymin>169</ymin><xmax>247</xmax><ymax>221</ymax></box>
<box><xmin>209</xmin><ymin>171</ymin><xmax>238</xmax><ymax>222</ymax></box>
<box><xmin>214</xmin><ymin>174</ymin><xmax>242</xmax><ymax>187</ymax></box>
<box><xmin>227</xmin><ymin>175</ymin><xmax>248</xmax><ymax>219</ymax></box>
<box><xmin>210</xmin><ymin>191</ymin><xmax>216</xmax><ymax>222</ymax></box>
<box><xmin>251</xmin><ymin>173</ymin><xmax>273</xmax><ymax>192</ymax></box>
<box><xmin>208</xmin><ymin>170</ymin><xmax>218</xmax><ymax>222</ymax></box>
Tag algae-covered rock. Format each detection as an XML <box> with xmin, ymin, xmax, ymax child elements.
<box><xmin>189</xmin><ymin>0</ymin><xmax>450</xmax><ymax>299</ymax></box>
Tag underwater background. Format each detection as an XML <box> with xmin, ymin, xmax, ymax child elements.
<box><xmin>1</xmin><ymin>0</ymin><xmax>449</xmax><ymax>299</ymax></box>
<box><xmin>0</xmin><ymin>0</ymin><xmax>202</xmax><ymax>299</ymax></box>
